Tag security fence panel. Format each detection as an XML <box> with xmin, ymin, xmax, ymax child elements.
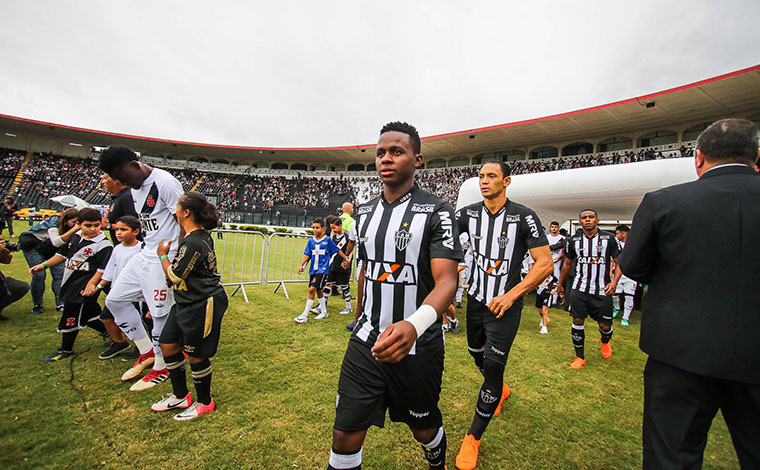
<box><xmin>213</xmin><ymin>230</ymin><xmax>267</xmax><ymax>302</ymax></box>
<box><xmin>264</xmin><ymin>232</ymin><xmax>312</xmax><ymax>299</ymax></box>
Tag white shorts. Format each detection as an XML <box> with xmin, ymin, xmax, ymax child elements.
<box><xmin>106</xmin><ymin>253</ymin><xmax>175</xmax><ymax>317</ymax></box>
<box><xmin>615</xmin><ymin>276</ymin><xmax>637</xmax><ymax>295</ymax></box>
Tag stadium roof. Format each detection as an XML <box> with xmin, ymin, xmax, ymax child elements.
<box><xmin>1</xmin><ymin>65</ymin><xmax>760</xmax><ymax>163</ymax></box>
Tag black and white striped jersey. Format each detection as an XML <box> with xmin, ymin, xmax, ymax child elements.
<box><xmin>455</xmin><ymin>200</ymin><xmax>548</xmax><ymax>305</ymax></box>
<box><xmin>564</xmin><ymin>230</ymin><xmax>620</xmax><ymax>295</ymax></box>
<box><xmin>353</xmin><ymin>185</ymin><xmax>461</xmax><ymax>355</ymax></box>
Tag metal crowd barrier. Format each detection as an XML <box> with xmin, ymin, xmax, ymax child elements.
<box><xmin>213</xmin><ymin>229</ymin><xmax>268</xmax><ymax>302</ymax></box>
<box><xmin>263</xmin><ymin>232</ymin><xmax>312</xmax><ymax>299</ymax></box>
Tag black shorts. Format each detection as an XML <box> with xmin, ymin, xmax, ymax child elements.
<box><xmin>466</xmin><ymin>295</ymin><xmax>522</xmax><ymax>366</ymax></box>
<box><xmin>58</xmin><ymin>300</ymin><xmax>102</xmax><ymax>333</ymax></box>
<box><xmin>309</xmin><ymin>273</ymin><xmax>328</xmax><ymax>290</ymax></box>
<box><xmin>159</xmin><ymin>290</ymin><xmax>228</xmax><ymax>358</ymax></box>
<box><xmin>569</xmin><ymin>290</ymin><xmax>613</xmax><ymax>325</ymax></box>
<box><xmin>327</xmin><ymin>270</ymin><xmax>350</xmax><ymax>285</ymax></box>
<box><xmin>334</xmin><ymin>338</ymin><xmax>444</xmax><ymax>432</ymax></box>
<box><xmin>535</xmin><ymin>291</ymin><xmax>552</xmax><ymax>309</ymax></box>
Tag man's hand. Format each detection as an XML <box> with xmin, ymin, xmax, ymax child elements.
<box><xmin>371</xmin><ymin>321</ymin><xmax>418</xmax><ymax>363</ymax></box>
<box><xmin>297</xmin><ymin>264</ymin><xmax>305</xmax><ymax>274</ymax></box>
<box><xmin>604</xmin><ymin>282</ymin><xmax>617</xmax><ymax>296</ymax></box>
<box><xmin>0</xmin><ymin>239</ymin><xmax>6</xmax><ymax>251</ymax></box>
<box><xmin>488</xmin><ymin>292</ymin><xmax>518</xmax><ymax>318</ymax></box>
<box><xmin>558</xmin><ymin>284</ymin><xmax>565</xmax><ymax>298</ymax></box>
<box><xmin>29</xmin><ymin>264</ymin><xmax>45</xmax><ymax>275</ymax></box>
<box><xmin>157</xmin><ymin>239</ymin><xmax>171</xmax><ymax>258</ymax></box>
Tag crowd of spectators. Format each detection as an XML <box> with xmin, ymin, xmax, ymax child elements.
<box><xmin>4</xmin><ymin>145</ymin><xmax>692</xmax><ymax>217</ymax></box>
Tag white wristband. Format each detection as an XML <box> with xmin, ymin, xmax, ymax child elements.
<box><xmin>406</xmin><ymin>304</ymin><xmax>438</xmax><ymax>338</ymax></box>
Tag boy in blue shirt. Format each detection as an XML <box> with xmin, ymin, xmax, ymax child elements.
<box><xmin>295</xmin><ymin>219</ymin><xmax>347</xmax><ymax>323</ymax></box>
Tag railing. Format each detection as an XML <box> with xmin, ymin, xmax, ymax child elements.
<box><xmin>213</xmin><ymin>230</ymin><xmax>268</xmax><ymax>302</ymax></box>
<box><xmin>263</xmin><ymin>232</ymin><xmax>312</xmax><ymax>299</ymax></box>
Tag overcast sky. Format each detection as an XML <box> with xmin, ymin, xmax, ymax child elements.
<box><xmin>1</xmin><ymin>1</ymin><xmax>758</xmax><ymax>148</ymax></box>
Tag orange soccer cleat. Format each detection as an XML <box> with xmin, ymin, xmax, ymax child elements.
<box><xmin>493</xmin><ymin>382</ymin><xmax>511</xmax><ymax>416</ymax></box>
<box><xmin>455</xmin><ymin>433</ymin><xmax>481</xmax><ymax>470</ymax></box>
<box><xmin>601</xmin><ymin>341</ymin><xmax>612</xmax><ymax>359</ymax></box>
<box><xmin>570</xmin><ymin>357</ymin><xmax>586</xmax><ymax>369</ymax></box>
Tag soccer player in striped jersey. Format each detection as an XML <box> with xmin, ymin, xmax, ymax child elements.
<box><xmin>454</xmin><ymin>161</ymin><xmax>553</xmax><ymax>470</ymax></box>
<box><xmin>327</xmin><ymin>122</ymin><xmax>460</xmax><ymax>470</ymax></box>
<box><xmin>558</xmin><ymin>209</ymin><xmax>622</xmax><ymax>369</ymax></box>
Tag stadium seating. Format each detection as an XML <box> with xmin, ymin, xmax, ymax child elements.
<box><xmin>4</xmin><ymin>146</ymin><xmax>692</xmax><ymax>220</ymax></box>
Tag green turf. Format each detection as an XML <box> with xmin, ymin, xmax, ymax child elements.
<box><xmin>0</xmin><ymin>221</ymin><xmax>740</xmax><ymax>469</ymax></box>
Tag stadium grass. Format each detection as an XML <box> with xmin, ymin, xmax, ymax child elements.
<box><xmin>0</xmin><ymin>220</ymin><xmax>740</xmax><ymax>469</ymax></box>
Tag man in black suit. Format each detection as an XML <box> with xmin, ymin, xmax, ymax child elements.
<box><xmin>618</xmin><ymin>118</ymin><xmax>760</xmax><ymax>469</ymax></box>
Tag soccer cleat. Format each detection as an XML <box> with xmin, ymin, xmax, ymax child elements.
<box><xmin>570</xmin><ymin>357</ymin><xmax>586</xmax><ymax>369</ymax></box>
<box><xmin>173</xmin><ymin>399</ymin><xmax>215</xmax><ymax>421</ymax></box>
<box><xmin>494</xmin><ymin>382</ymin><xmax>511</xmax><ymax>416</ymax></box>
<box><xmin>539</xmin><ymin>325</ymin><xmax>549</xmax><ymax>334</ymax></box>
<box><xmin>442</xmin><ymin>322</ymin><xmax>450</xmax><ymax>333</ymax></box>
<box><xmin>31</xmin><ymin>305</ymin><xmax>43</xmax><ymax>315</ymax></box>
<box><xmin>56</xmin><ymin>304</ymin><xmax>65</xmax><ymax>312</ymax></box>
<box><xmin>620</xmin><ymin>318</ymin><xmax>629</xmax><ymax>326</ymax></box>
<box><xmin>309</xmin><ymin>307</ymin><xmax>321</xmax><ymax>314</ymax></box>
<box><xmin>121</xmin><ymin>350</ymin><xmax>155</xmax><ymax>381</ymax></box>
<box><xmin>129</xmin><ymin>368</ymin><xmax>169</xmax><ymax>391</ymax></box>
<box><xmin>294</xmin><ymin>313</ymin><xmax>308</xmax><ymax>324</ymax></box>
<box><xmin>612</xmin><ymin>309</ymin><xmax>620</xmax><ymax>318</ymax></box>
<box><xmin>346</xmin><ymin>321</ymin><xmax>354</xmax><ymax>331</ymax></box>
<box><xmin>151</xmin><ymin>392</ymin><xmax>193</xmax><ymax>412</ymax></box>
<box><xmin>99</xmin><ymin>341</ymin><xmax>131</xmax><ymax>360</ymax></box>
<box><xmin>449</xmin><ymin>319</ymin><xmax>460</xmax><ymax>334</ymax></box>
<box><xmin>601</xmin><ymin>341</ymin><xmax>612</xmax><ymax>359</ymax></box>
<box><xmin>338</xmin><ymin>307</ymin><xmax>353</xmax><ymax>315</ymax></box>
<box><xmin>455</xmin><ymin>433</ymin><xmax>481</xmax><ymax>470</ymax></box>
<box><xmin>39</xmin><ymin>348</ymin><xmax>75</xmax><ymax>362</ymax></box>
<box><xmin>315</xmin><ymin>310</ymin><xmax>329</xmax><ymax>320</ymax></box>
<box><xmin>454</xmin><ymin>302</ymin><xmax>462</xmax><ymax>309</ymax></box>
<box><xmin>121</xmin><ymin>348</ymin><xmax>140</xmax><ymax>361</ymax></box>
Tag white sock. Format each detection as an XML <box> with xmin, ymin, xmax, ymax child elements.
<box><xmin>455</xmin><ymin>287</ymin><xmax>463</xmax><ymax>303</ymax></box>
<box><xmin>613</xmin><ymin>296</ymin><xmax>620</xmax><ymax>310</ymax></box>
<box><xmin>623</xmin><ymin>296</ymin><xmax>634</xmax><ymax>320</ymax></box>
<box><xmin>345</xmin><ymin>299</ymin><xmax>352</xmax><ymax>309</ymax></box>
<box><xmin>303</xmin><ymin>299</ymin><xmax>314</xmax><ymax>315</ymax></box>
<box><xmin>319</xmin><ymin>296</ymin><xmax>327</xmax><ymax>312</ymax></box>
<box><xmin>106</xmin><ymin>299</ymin><xmax>149</xmax><ymax>343</ymax></box>
<box><xmin>329</xmin><ymin>448</ymin><xmax>362</xmax><ymax>469</ymax></box>
<box><xmin>151</xmin><ymin>314</ymin><xmax>168</xmax><ymax>370</ymax></box>
<box><xmin>134</xmin><ymin>336</ymin><xmax>153</xmax><ymax>355</ymax></box>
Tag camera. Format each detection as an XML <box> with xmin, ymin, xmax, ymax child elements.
<box><xmin>0</xmin><ymin>239</ymin><xmax>20</xmax><ymax>252</ymax></box>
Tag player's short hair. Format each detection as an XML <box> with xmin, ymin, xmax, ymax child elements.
<box><xmin>179</xmin><ymin>191</ymin><xmax>220</xmax><ymax>230</ymax></box>
<box><xmin>98</xmin><ymin>146</ymin><xmax>139</xmax><ymax>173</ymax></box>
<box><xmin>77</xmin><ymin>208</ymin><xmax>102</xmax><ymax>223</ymax></box>
<box><xmin>482</xmin><ymin>160</ymin><xmax>511</xmax><ymax>177</ymax></box>
<box><xmin>550</xmin><ymin>221</ymin><xmax>560</xmax><ymax>227</ymax></box>
<box><xmin>696</xmin><ymin>118</ymin><xmax>758</xmax><ymax>164</ymax></box>
<box><xmin>312</xmin><ymin>219</ymin><xmax>325</xmax><ymax>228</ymax></box>
<box><xmin>615</xmin><ymin>225</ymin><xmax>630</xmax><ymax>232</ymax></box>
<box><xmin>115</xmin><ymin>215</ymin><xmax>141</xmax><ymax>232</ymax></box>
<box><xmin>579</xmin><ymin>209</ymin><xmax>598</xmax><ymax>218</ymax></box>
<box><xmin>326</xmin><ymin>215</ymin><xmax>341</xmax><ymax>227</ymax></box>
<box><xmin>380</xmin><ymin>121</ymin><xmax>421</xmax><ymax>154</ymax></box>
<box><xmin>559</xmin><ymin>228</ymin><xmax>568</xmax><ymax>236</ymax></box>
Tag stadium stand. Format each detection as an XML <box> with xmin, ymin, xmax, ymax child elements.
<box><xmin>3</xmin><ymin>145</ymin><xmax>693</xmax><ymax>223</ymax></box>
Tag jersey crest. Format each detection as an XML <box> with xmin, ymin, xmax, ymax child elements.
<box><xmin>394</xmin><ymin>229</ymin><xmax>412</xmax><ymax>251</ymax></box>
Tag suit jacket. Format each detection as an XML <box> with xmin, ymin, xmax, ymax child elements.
<box><xmin>618</xmin><ymin>164</ymin><xmax>760</xmax><ymax>384</ymax></box>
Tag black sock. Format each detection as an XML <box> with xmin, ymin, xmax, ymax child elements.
<box><xmin>572</xmin><ymin>324</ymin><xmax>585</xmax><ymax>359</ymax></box>
<box><xmin>165</xmin><ymin>352</ymin><xmax>189</xmax><ymax>398</ymax></box>
<box><xmin>420</xmin><ymin>427</ymin><xmax>447</xmax><ymax>470</ymax></box>
<box><xmin>323</xmin><ymin>285</ymin><xmax>332</xmax><ymax>304</ymax></box>
<box><xmin>87</xmin><ymin>319</ymin><xmax>107</xmax><ymax>335</ymax></box>
<box><xmin>600</xmin><ymin>326</ymin><xmax>613</xmax><ymax>343</ymax></box>
<box><xmin>338</xmin><ymin>284</ymin><xmax>351</xmax><ymax>302</ymax></box>
<box><xmin>190</xmin><ymin>359</ymin><xmax>213</xmax><ymax>405</ymax></box>
<box><xmin>468</xmin><ymin>348</ymin><xmax>485</xmax><ymax>375</ymax></box>
<box><xmin>468</xmin><ymin>359</ymin><xmax>505</xmax><ymax>440</ymax></box>
<box><xmin>61</xmin><ymin>331</ymin><xmax>79</xmax><ymax>352</ymax></box>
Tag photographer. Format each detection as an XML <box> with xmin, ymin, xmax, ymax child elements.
<box><xmin>0</xmin><ymin>238</ymin><xmax>30</xmax><ymax>321</ymax></box>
